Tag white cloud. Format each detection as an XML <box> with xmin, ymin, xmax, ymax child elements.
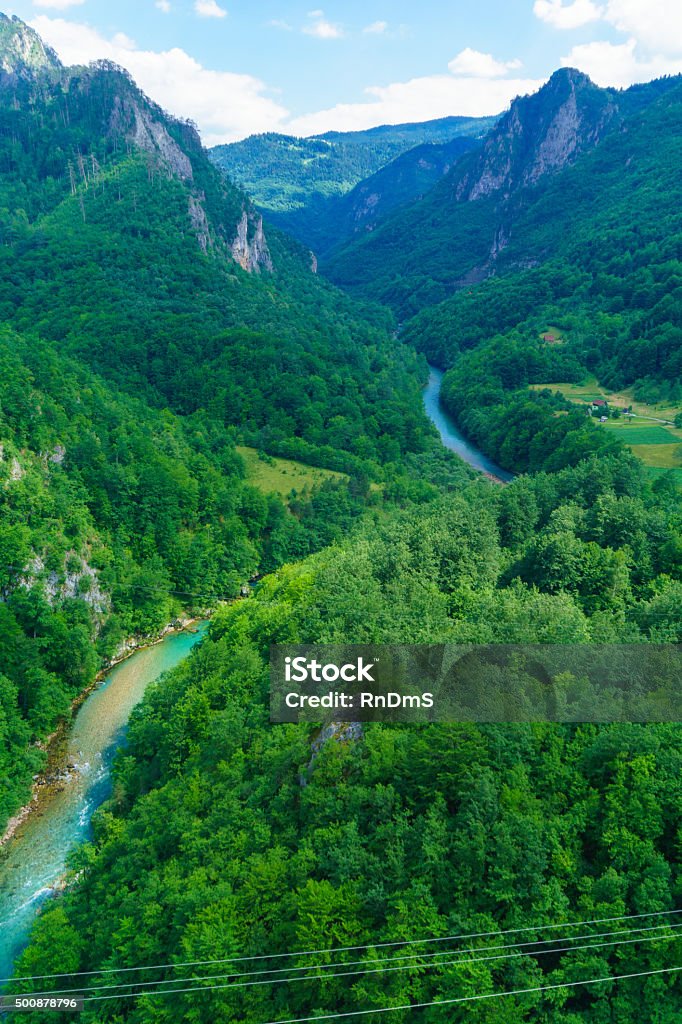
<box><xmin>448</xmin><ymin>48</ymin><xmax>522</xmax><ymax>78</ymax></box>
<box><xmin>32</xmin><ymin>0</ymin><xmax>85</xmax><ymax>9</ymax></box>
<box><xmin>536</xmin><ymin>0</ymin><xmax>682</xmax><ymax>89</ymax></box>
<box><xmin>29</xmin><ymin>16</ymin><xmax>289</xmax><ymax>145</ymax></box>
<box><xmin>562</xmin><ymin>37</ymin><xmax>682</xmax><ymax>86</ymax></box>
<box><xmin>288</xmin><ymin>65</ymin><xmax>544</xmax><ymax>136</ymax></box>
<box><xmin>533</xmin><ymin>0</ymin><xmax>603</xmax><ymax>29</ymax></box>
<box><xmin>363</xmin><ymin>21</ymin><xmax>388</xmax><ymax>35</ymax></box>
<box><xmin>194</xmin><ymin>0</ymin><xmax>227</xmax><ymax>19</ymax></box>
<box><xmin>111</xmin><ymin>31</ymin><xmax>136</xmax><ymax>49</ymax></box>
<box><xmin>269</xmin><ymin>18</ymin><xmax>292</xmax><ymax>31</ymax></box>
<box><xmin>303</xmin><ymin>10</ymin><xmax>344</xmax><ymax>39</ymax></box>
<box><xmin>155</xmin><ymin>0</ymin><xmax>171</xmax><ymax>12</ymax></box>
<box><xmin>603</xmin><ymin>0</ymin><xmax>682</xmax><ymax>56</ymax></box>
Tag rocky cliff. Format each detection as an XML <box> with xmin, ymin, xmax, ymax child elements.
<box><xmin>0</xmin><ymin>13</ymin><xmax>61</xmax><ymax>77</ymax></box>
<box><xmin>326</xmin><ymin>68</ymin><xmax>682</xmax><ymax>317</ymax></box>
<box><xmin>454</xmin><ymin>68</ymin><xmax>619</xmax><ymax>203</ymax></box>
<box><xmin>231</xmin><ymin>210</ymin><xmax>273</xmax><ymax>273</ymax></box>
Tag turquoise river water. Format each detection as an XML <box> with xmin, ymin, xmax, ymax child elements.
<box><xmin>423</xmin><ymin>365</ymin><xmax>514</xmax><ymax>481</ymax></box>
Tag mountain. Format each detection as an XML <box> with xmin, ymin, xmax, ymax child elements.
<box><xmin>445</xmin><ymin>68</ymin><xmax>618</xmax><ymax>202</ymax></box>
<box><xmin>209</xmin><ymin>114</ymin><xmax>497</xmax><ymax>246</ymax></box>
<box><xmin>12</xmin><ymin>437</ymin><xmax>682</xmax><ymax>1023</ymax></box>
<box><xmin>326</xmin><ymin>68</ymin><xmax>631</xmax><ymax>312</ymax></box>
<box><xmin>0</xmin><ymin>27</ymin><xmax>432</xmax><ymax>469</ymax></box>
<box><xmin>320</xmin><ymin>67</ymin><xmax>682</xmax><ymax>477</ymax></box>
<box><xmin>327</xmin><ymin>70</ymin><xmax>682</xmax><ymax>314</ymax></box>
<box><xmin>6</xmin><ymin>16</ymin><xmax>682</xmax><ymax>1020</ymax></box>
<box><xmin>414</xmin><ymin>74</ymin><xmax>682</xmax><ymax>470</ymax></box>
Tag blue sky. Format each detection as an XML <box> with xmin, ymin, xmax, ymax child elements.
<box><xmin>4</xmin><ymin>1</ymin><xmax>682</xmax><ymax>144</ymax></box>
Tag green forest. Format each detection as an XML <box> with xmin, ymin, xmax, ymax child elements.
<box><xmin>1</xmin><ymin>10</ymin><xmax>682</xmax><ymax>1023</ymax></box>
<box><xmin>209</xmin><ymin>116</ymin><xmax>495</xmax><ymax>254</ymax></box>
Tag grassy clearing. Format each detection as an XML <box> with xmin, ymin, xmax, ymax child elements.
<box><xmin>539</xmin><ymin>325</ymin><xmax>566</xmax><ymax>345</ymax></box>
<box><xmin>529</xmin><ymin>380</ymin><xmax>682</xmax><ymax>471</ymax></box>
<box><xmin>611</xmin><ymin>387</ymin><xmax>682</xmax><ymax>423</ymax></box>
<box><xmin>605</xmin><ymin>421</ymin><xmax>682</xmax><ymax>469</ymax></box>
<box><xmin>530</xmin><ymin>379</ymin><xmax>605</xmax><ymax>403</ymax></box>
<box><xmin>237</xmin><ymin>446</ymin><xmax>347</xmax><ymax>499</ymax></box>
<box><xmin>598</xmin><ymin>416</ymin><xmax>682</xmax><ymax>468</ymax></box>
<box><xmin>629</xmin><ymin>444</ymin><xmax>682</xmax><ymax>469</ymax></box>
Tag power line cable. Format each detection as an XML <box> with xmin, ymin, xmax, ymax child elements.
<box><xmin>75</xmin><ymin>958</ymin><xmax>679</xmax><ymax>1007</ymax></box>
<box><xmin>12</xmin><ymin>927</ymin><xmax>681</xmax><ymax>1004</ymax></box>
<box><xmin>6</xmin><ymin>906</ymin><xmax>681</xmax><ymax>986</ymax></box>
<box><xmin>23</xmin><ymin>920</ymin><xmax>682</xmax><ymax>999</ymax></box>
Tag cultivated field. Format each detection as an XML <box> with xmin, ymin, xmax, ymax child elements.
<box><xmin>529</xmin><ymin>379</ymin><xmax>682</xmax><ymax>473</ymax></box>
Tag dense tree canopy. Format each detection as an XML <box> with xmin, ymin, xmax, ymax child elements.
<box><xmin>3</xmin><ymin>20</ymin><xmax>682</xmax><ymax>1024</ymax></box>
<box><xmin>11</xmin><ymin>455</ymin><xmax>682</xmax><ymax>1021</ymax></box>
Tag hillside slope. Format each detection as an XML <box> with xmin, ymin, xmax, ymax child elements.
<box><xmin>391</xmin><ymin>76</ymin><xmax>682</xmax><ymax>477</ymax></box>
<box><xmin>293</xmin><ymin>135</ymin><xmax>480</xmax><ymax>257</ymax></box>
<box><xmin>13</xmin><ymin>453</ymin><xmax>682</xmax><ymax>1021</ymax></box>
<box><xmin>6</xmin><ymin>18</ymin><xmax>682</xmax><ymax>1023</ymax></box>
<box><xmin>0</xmin><ymin>20</ymin><xmax>433</xmax><ymax>474</ymax></box>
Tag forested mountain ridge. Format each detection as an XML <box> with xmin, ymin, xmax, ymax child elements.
<box><xmin>326</xmin><ymin>69</ymin><xmax>682</xmax><ymax>317</ymax></box>
<box><xmin>210</xmin><ymin>114</ymin><xmax>496</xmax><ymax>247</ymax></box>
<box><xmin>4</xmin><ymin>15</ymin><xmax>682</xmax><ymax>1023</ymax></box>
<box><xmin>0</xmin><ymin>17</ymin><xmax>271</xmax><ymax>272</ymax></box>
<box><xmin>0</xmin><ymin>15</ymin><xmax>434</xmax><ymax>472</ymax></box>
<box><xmin>318</xmin><ymin>66</ymin><xmax>682</xmax><ymax>483</ymax></box>
<box><xmin>396</xmin><ymin>77</ymin><xmax>682</xmax><ymax>477</ymax></box>
<box><xmin>444</xmin><ymin>68</ymin><xmax>617</xmax><ymax>203</ymax></box>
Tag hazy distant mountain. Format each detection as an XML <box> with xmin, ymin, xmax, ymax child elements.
<box><xmin>209</xmin><ymin>114</ymin><xmax>497</xmax><ymax>245</ymax></box>
<box><xmin>286</xmin><ymin>135</ymin><xmax>481</xmax><ymax>257</ymax></box>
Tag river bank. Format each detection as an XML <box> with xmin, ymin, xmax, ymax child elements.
<box><xmin>0</xmin><ymin>615</ymin><xmax>206</xmax><ymax>850</ymax></box>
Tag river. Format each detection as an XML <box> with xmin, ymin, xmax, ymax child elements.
<box><xmin>0</xmin><ymin>624</ymin><xmax>208</xmax><ymax>983</ymax></box>
<box><xmin>423</xmin><ymin>365</ymin><xmax>514</xmax><ymax>482</ymax></box>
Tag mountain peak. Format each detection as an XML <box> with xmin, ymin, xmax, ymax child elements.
<box><xmin>0</xmin><ymin>13</ymin><xmax>62</xmax><ymax>77</ymax></box>
<box><xmin>546</xmin><ymin>66</ymin><xmax>595</xmax><ymax>90</ymax></box>
<box><xmin>448</xmin><ymin>65</ymin><xmax>618</xmax><ymax>203</ymax></box>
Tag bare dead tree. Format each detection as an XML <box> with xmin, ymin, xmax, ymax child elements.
<box><xmin>76</xmin><ymin>152</ymin><xmax>88</xmax><ymax>189</ymax></box>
